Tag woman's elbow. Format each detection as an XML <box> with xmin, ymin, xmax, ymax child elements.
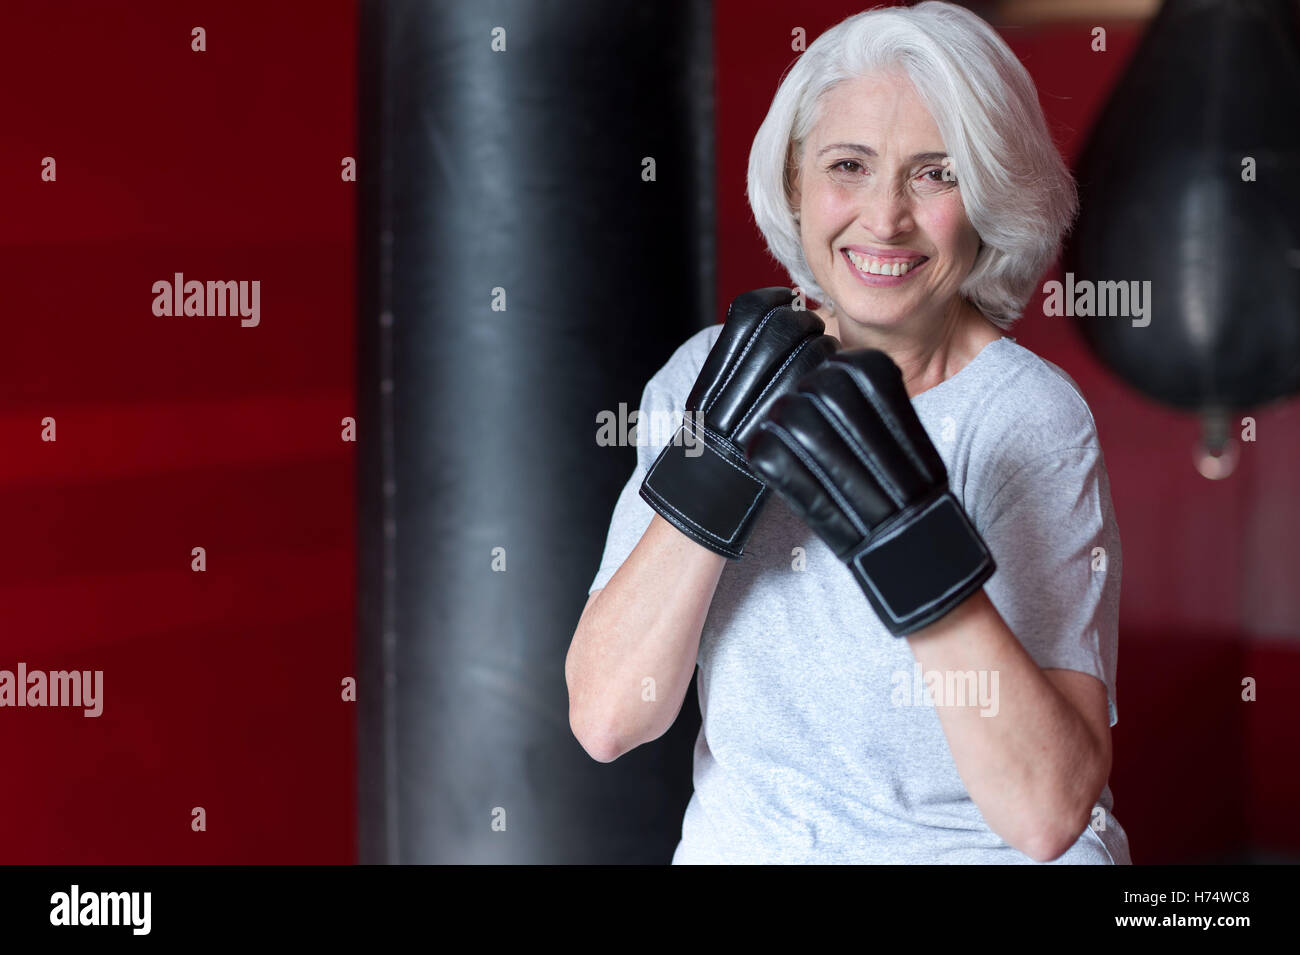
<box><xmin>1015</xmin><ymin>779</ymin><xmax>1108</xmax><ymax>862</ymax></box>
<box><xmin>566</xmin><ymin>657</ymin><xmax>630</xmax><ymax>763</ymax></box>
<box><xmin>569</xmin><ymin>706</ymin><xmax>627</xmax><ymax>763</ymax></box>
<box><xmin>1019</xmin><ymin>817</ymin><xmax>1086</xmax><ymax>863</ymax></box>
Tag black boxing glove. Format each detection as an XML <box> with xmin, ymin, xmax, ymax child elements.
<box><xmin>639</xmin><ymin>288</ymin><xmax>839</xmax><ymax>558</ymax></box>
<box><xmin>745</xmin><ymin>348</ymin><xmax>995</xmax><ymax>635</ymax></box>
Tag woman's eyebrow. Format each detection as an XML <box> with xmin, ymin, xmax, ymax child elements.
<box><xmin>816</xmin><ymin>142</ymin><xmax>948</xmax><ymax>163</ymax></box>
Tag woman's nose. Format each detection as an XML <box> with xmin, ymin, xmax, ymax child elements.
<box><xmin>856</xmin><ymin>184</ymin><xmax>913</xmax><ymax>241</ymax></box>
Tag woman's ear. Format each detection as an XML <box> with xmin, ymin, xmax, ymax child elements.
<box><xmin>786</xmin><ymin>153</ymin><xmax>802</xmax><ymax>220</ymax></box>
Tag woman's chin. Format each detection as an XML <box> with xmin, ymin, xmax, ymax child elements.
<box><xmin>829</xmin><ymin>294</ymin><xmax>910</xmax><ymax>329</ymax></box>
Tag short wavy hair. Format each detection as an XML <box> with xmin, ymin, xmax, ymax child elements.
<box><xmin>746</xmin><ymin>1</ymin><xmax>1077</xmax><ymax>329</ymax></box>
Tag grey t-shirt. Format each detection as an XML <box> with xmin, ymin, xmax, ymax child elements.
<box><xmin>588</xmin><ymin>323</ymin><xmax>1131</xmax><ymax>865</ymax></box>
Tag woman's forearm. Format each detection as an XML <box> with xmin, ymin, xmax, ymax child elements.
<box><xmin>905</xmin><ymin>589</ymin><xmax>1109</xmax><ymax>861</ymax></box>
<box><xmin>565</xmin><ymin>514</ymin><xmax>725</xmax><ymax>761</ymax></box>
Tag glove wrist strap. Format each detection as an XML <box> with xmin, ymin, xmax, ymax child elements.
<box><xmin>847</xmin><ymin>491</ymin><xmax>996</xmax><ymax>636</ymax></box>
<box><xmin>639</xmin><ymin>416</ymin><xmax>766</xmax><ymax>559</ymax></box>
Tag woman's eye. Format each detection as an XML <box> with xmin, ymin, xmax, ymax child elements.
<box><xmin>920</xmin><ymin>166</ymin><xmax>956</xmax><ymax>184</ymax></box>
<box><xmin>830</xmin><ymin>160</ymin><xmax>863</xmax><ymax>175</ymax></box>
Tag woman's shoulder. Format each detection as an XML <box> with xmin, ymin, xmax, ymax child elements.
<box><xmin>966</xmin><ymin>336</ymin><xmax>1103</xmax><ymax>452</ymax></box>
<box><xmin>642</xmin><ymin>322</ymin><xmax>724</xmax><ymax>402</ymax></box>
<box><xmin>946</xmin><ymin>339</ymin><xmax>1117</xmax><ymax>533</ymax></box>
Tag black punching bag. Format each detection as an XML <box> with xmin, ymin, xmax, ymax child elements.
<box><xmin>1065</xmin><ymin>0</ymin><xmax>1300</xmax><ymax>476</ymax></box>
<box><xmin>356</xmin><ymin>0</ymin><xmax>714</xmax><ymax>862</ymax></box>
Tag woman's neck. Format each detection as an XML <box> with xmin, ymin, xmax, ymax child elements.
<box><xmin>814</xmin><ymin>297</ymin><xmax>1003</xmax><ymax>399</ymax></box>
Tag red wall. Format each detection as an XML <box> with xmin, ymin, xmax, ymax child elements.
<box><xmin>0</xmin><ymin>1</ymin><xmax>357</xmax><ymax>862</ymax></box>
<box><xmin>716</xmin><ymin>0</ymin><xmax>1300</xmax><ymax>862</ymax></box>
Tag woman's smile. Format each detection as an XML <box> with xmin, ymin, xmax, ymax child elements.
<box><xmin>841</xmin><ymin>247</ymin><xmax>931</xmax><ymax>287</ymax></box>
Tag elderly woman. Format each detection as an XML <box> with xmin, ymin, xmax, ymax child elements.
<box><xmin>566</xmin><ymin>1</ymin><xmax>1130</xmax><ymax>864</ymax></box>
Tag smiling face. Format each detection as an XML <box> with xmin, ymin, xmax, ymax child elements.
<box><xmin>791</xmin><ymin>69</ymin><xmax>982</xmax><ymax>337</ymax></box>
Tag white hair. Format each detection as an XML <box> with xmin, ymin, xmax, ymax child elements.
<box><xmin>746</xmin><ymin>1</ymin><xmax>1077</xmax><ymax>329</ymax></box>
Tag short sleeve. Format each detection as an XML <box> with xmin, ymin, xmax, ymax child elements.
<box><xmin>587</xmin><ymin>326</ymin><xmax>720</xmax><ymax>593</ymax></box>
<box><xmin>587</xmin><ymin>376</ymin><xmax>675</xmax><ymax>594</ymax></box>
<box><xmin>976</xmin><ymin>444</ymin><xmax>1122</xmax><ymax>727</ymax></box>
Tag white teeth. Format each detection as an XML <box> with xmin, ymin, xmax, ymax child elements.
<box><xmin>846</xmin><ymin>249</ymin><xmax>923</xmax><ymax>277</ymax></box>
